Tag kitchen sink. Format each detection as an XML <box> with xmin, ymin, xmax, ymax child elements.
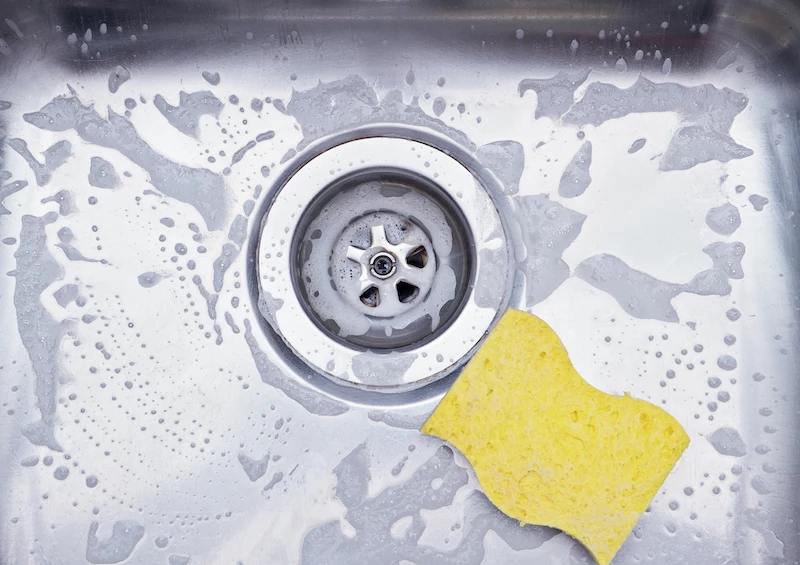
<box><xmin>0</xmin><ymin>0</ymin><xmax>798</xmax><ymax>563</ymax></box>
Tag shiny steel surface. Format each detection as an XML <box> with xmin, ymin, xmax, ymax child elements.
<box><xmin>0</xmin><ymin>0</ymin><xmax>799</xmax><ymax>564</ymax></box>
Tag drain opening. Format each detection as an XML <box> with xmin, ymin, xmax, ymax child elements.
<box><xmin>257</xmin><ymin>135</ymin><xmax>513</xmax><ymax>392</ymax></box>
<box><xmin>293</xmin><ymin>169</ymin><xmax>474</xmax><ymax>350</ymax></box>
<box><xmin>360</xmin><ymin>286</ymin><xmax>380</xmax><ymax>307</ymax></box>
<box><xmin>396</xmin><ymin>280</ymin><xmax>420</xmax><ymax>303</ymax></box>
<box><xmin>406</xmin><ymin>246</ymin><xmax>428</xmax><ymax>268</ymax></box>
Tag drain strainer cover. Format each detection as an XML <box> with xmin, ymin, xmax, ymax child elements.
<box><xmin>258</xmin><ymin>136</ymin><xmax>512</xmax><ymax>392</ymax></box>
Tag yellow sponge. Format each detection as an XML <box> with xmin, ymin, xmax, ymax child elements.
<box><xmin>421</xmin><ymin>309</ymin><xmax>689</xmax><ymax>565</ymax></box>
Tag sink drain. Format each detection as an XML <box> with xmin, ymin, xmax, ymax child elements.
<box><xmin>298</xmin><ymin>171</ymin><xmax>472</xmax><ymax>349</ymax></box>
<box><xmin>345</xmin><ymin>220</ymin><xmax>433</xmax><ymax>310</ymax></box>
<box><xmin>258</xmin><ymin>136</ymin><xmax>512</xmax><ymax>391</ymax></box>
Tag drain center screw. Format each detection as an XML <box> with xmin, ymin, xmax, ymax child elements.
<box><xmin>370</xmin><ymin>252</ymin><xmax>397</xmax><ymax>279</ymax></box>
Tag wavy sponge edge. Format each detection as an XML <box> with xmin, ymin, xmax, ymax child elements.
<box><xmin>421</xmin><ymin>309</ymin><xmax>689</xmax><ymax>565</ymax></box>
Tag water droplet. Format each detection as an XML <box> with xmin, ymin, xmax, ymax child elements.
<box><xmin>717</xmin><ymin>355</ymin><xmax>737</xmax><ymax>371</ymax></box>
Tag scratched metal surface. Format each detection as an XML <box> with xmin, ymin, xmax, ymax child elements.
<box><xmin>0</xmin><ymin>1</ymin><xmax>798</xmax><ymax>564</ymax></box>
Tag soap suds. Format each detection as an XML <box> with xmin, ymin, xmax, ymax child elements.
<box><xmin>41</xmin><ymin>190</ymin><xmax>76</xmax><ymax>215</ymax></box>
<box><xmin>717</xmin><ymin>354</ymin><xmax>738</xmax><ymax>371</ymax></box>
<box><xmin>108</xmin><ymin>66</ymin><xmax>131</xmax><ymax>93</ymax></box>
<box><xmin>153</xmin><ymin>91</ymin><xmax>223</xmax><ymax>138</ymax></box>
<box><xmin>715</xmin><ymin>44</ymin><xmax>740</xmax><ymax>70</ymax></box>
<box><xmin>7</xmin><ymin>138</ymin><xmax>72</xmax><ymax>186</ymax></box>
<box><xmin>559</xmin><ymin>76</ymin><xmax>750</xmax><ymax>171</ymax></box>
<box><xmin>137</xmin><ymin>272</ymin><xmax>162</xmax><ymax>288</ymax></box>
<box><xmin>224</xmin><ymin>311</ymin><xmax>240</xmax><ymax>334</ymax></box>
<box><xmin>744</xmin><ymin>508</ymin><xmax>785</xmax><ymax>559</ymax></box>
<box><xmin>263</xmin><ymin>471</ymin><xmax>284</xmax><ymax>492</ymax></box>
<box><xmin>88</xmin><ymin>156</ymin><xmax>120</xmax><ymax>189</ymax></box>
<box><xmin>0</xmin><ymin>180</ymin><xmax>28</xmax><ymax>215</ymax></box>
<box><xmin>750</xmin><ymin>476</ymin><xmax>773</xmax><ymax>495</ymax></box>
<box><xmin>286</xmin><ymin>75</ymin><xmax>475</xmax><ymax>152</ymax></box>
<box><xmin>243</xmin><ymin>319</ymin><xmax>348</xmax><ymax>416</ymax></box>
<box><xmin>43</xmin><ymin>140</ymin><xmax>72</xmax><ymax>171</ymax></box>
<box><xmin>705</xmin><ymin>203</ymin><xmax>741</xmax><ymax>235</ymax></box>
<box><xmin>703</xmin><ymin>242</ymin><xmax>745</xmax><ymax>279</ymax></box>
<box><xmin>518</xmin><ymin>69</ymin><xmax>591</xmax><ymax>119</ymax></box>
<box><xmin>351</xmin><ymin>353</ymin><xmax>417</xmax><ymax>386</ymax></box>
<box><xmin>86</xmin><ymin>521</ymin><xmax>145</xmax><ymax>564</ymax></box>
<box><xmin>749</xmin><ymin>194</ymin><xmax>769</xmax><ymax>211</ymax></box>
<box><xmin>53</xmin><ymin>283</ymin><xmax>79</xmax><ymax>307</ymax></box>
<box><xmin>708</xmin><ymin>427</ymin><xmax>747</xmax><ymax>456</ymax></box>
<box><xmin>192</xmin><ymin>275</ymin><xmax>218</xmax><ymax>321</ymax></box>
<box><xmin>11</xmin><ymin>213</ymin><xmax>68</xmax><ymax>451</ymax></box>
<box><xmin>7</xmin><ymin>138</ymin><xmax>50</xmax><ymax>186</ymax></box>
<box><xmin>24</xmin><ymin>92</ymin><xmax>229</xmax><ymax>230</ymax></box>
<box><xmin>280</xmin><ymin>149</ymin><xmax>297</xmax><ymax>164</ymax></box>
<box><xmin>660</xmin><ymin>126</ymin><xmax>753</xmax><ymax>171</ymax></box>
<box><xmin>212</xmin><ymin>214</ymin><xmax>248</xmax><ymax>292</ymax></box>
<box><xmin>56</xmin><ymin>227</ymin><xmax>102</xmax><ymax>263</ymax></box>
<box><xmin>476</xmin><ymin>140</ymin><xmax>524</xmax><ymax>195</ymax></box>
<box><xmin>256</xmin><ymin>292</ymin><xmax>283</xmax><ymax>329</ymax></box>
<box><xmin>514</xmin><ymin>194</ymin><xmax>586</xmax><ymax>306</ymax></box>
<box><xmin>202</xmin><ymin>70</ymin><xmax>220</xmax><ymax>85</ymax></box>
<box><xmin>726</xmin><ymin>308</ymin><xmax>742</xmax><ymax>322</ymax></box>
<box><xmin>575</xmin><ymin>253</ymin><xmax>737</xmax><ymax>322</ymax></box>
<box><xmin>475</xmin><ymin>246</ymin><xmax>511</xmax><ymax>309</ymax></box>
<box><xmin>238</xmin><ymin>453</ymin><xmax>269</xmax><ymax>481</ymax></box>
<box><xmin>230</xmin><ymin>131</ymin><xmax>274</xmax><ymax>167</ymax></box>
<box><xmin>627</xmin><ymin>139</ymin><xmax>646</xmax><ymax>154</ymax></box>
<box><xmin>367</xmin><ymin>410</ymin><xmax>428</xmax><ymax>430</ymax></box>
<box><xmin>558</xmin><ymin>141</ymin><xmax>592</xmax><ymax>198</ymax></box>
<box><xmin>300</xmin><ymin>445</ymin><xmax>557</xmax><ymax>565</ymax></box>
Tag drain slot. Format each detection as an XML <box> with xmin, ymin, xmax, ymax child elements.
<box><xmin>396</xmin><ymin>280</ymin><xmax>419</xmax><ymax>303</ymax></box>
<box><xmin>406</xmin><ymin>246</ymin><xmax>428</xmax><ymax>268</ymax></box>
<box><xmin>360</xmin><ymin>286</ymin><xmax>380</xmax><ymax>307</ymax></box>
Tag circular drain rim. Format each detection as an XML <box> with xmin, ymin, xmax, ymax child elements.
<box><xmin>296</xmin><ymin>171</ymin><xmax>473</xmax><ymax>349</ymax></box>
<box><xmin>257</xmin><ymin>134</ymin><xmax>512</xmax><ymax>393</ymax></box>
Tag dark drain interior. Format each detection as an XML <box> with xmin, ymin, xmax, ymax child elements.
<box><xmin>396</xmin><ymin>281</ymin><xmax>419</xmax><ymax>303</ymax></box>
<box><xmin>406</xmin><ymin>246</ymin><xmax>428</xmax><ymax>268</ymax></box>
<box><xmin>359</xmin><ymin>281</ymin><xmax>421</xmax><ymax>308</ymax></box>
<box><xmin>360</xmin><ymin>286</ymin><xmax>380</xmax><ymax>307</ymax></box>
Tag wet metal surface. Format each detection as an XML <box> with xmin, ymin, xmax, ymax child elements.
<box><xmin>0</xmin><ymin>0</ymin><xmax>799</xmax><ymax>564</ymax></box>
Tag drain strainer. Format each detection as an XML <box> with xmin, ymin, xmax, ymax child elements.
<box><xmin>258</xmin><ymin>136</ymin><xmax>512</xmax><ymax>391</ymax></box>
<box><xmin>339</xmin><ymin>215</ymin><xmax>435</xmax><ymax>315</ymax></box>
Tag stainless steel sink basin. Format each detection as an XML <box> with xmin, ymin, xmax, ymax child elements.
<box><xmin>1</xmin><ymin>0</ymin><xmax>798</xmax><ymax>563</ymax></box>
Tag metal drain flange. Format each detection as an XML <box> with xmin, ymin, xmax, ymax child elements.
<box><xmin>258</xmin><ymin>136</ymin><xmax>512</xmax><ymax>392</ymax></box>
